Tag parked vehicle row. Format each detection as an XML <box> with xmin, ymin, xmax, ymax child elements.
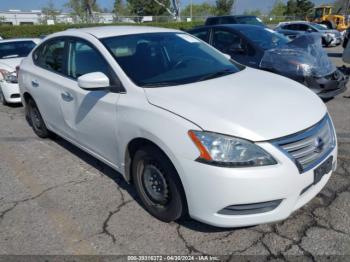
<box><xmin>275</xmin><ymin>21</ymin><xmax>342</xmax><ymax>47</ymax></box>
<box><xmin>0</xmin><ymin>38</ymin><xmax>41</xmax><ymax>104</ymax></box>
<box><xmin>17</xmin><ymin>26</ymin><xmax>338</xmax><ymax>228</ymax></box>
<box><xmin>188</xmin><ymin>24</ymin><xmax>348</xmax><ymax>99</ymax></box>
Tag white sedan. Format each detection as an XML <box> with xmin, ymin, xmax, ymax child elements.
<box><xmin>19</xmin><ymin>26</ymin><xmax>337</xmax><ymax>227</ymax></box>
<box><xmin>0</xmin><ymin>38</ymin><xmax>40</xmax><ymax>105</ymax></box>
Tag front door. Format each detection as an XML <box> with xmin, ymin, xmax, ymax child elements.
<box><xmin>59</xmin><ymin>38</ymin><xmax>120</xmax><ymax>165</ymax></box>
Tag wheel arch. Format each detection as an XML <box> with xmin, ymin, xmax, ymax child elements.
<box><xmin>124</xmin><ymin>136</ymin><xmax>189</xmax><ymax>215</ymax></box>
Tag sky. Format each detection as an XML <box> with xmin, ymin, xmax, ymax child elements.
<box><xmin>0</xmin><ymin>0</ymin><xmax>333</xmax><ymax>14</ymax></box>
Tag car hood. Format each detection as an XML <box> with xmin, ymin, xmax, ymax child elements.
<box><xmin>260</xmin><ymin>34</ymin><xmax>336</xmax><ymax>78</ymax></box>
<box><xmin>144</xmin><ymin>68</ymin><xmax>326</xmax><ymax>141</ymax></box>
<box><xmin>0</xmin><ymin>58</ymin><xmax>23</xmax><ymax>71</ymax></box>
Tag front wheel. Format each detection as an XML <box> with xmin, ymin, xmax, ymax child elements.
<box><xmin>28</xmin><ymin>99</ymin><xmax>50</xmax><ymax>138</ymax></box>
<box><xmin>132</xmin><ymin>145</ymin><xmax>187</xmax><ymax>222</ymax></box>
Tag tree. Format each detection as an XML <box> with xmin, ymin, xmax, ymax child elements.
<box><xmin>42</xmin><ymin>0</ymin><xmax>60</xmax><ymax>23</ymax></box>
<box><xmin>243</xmin><ymin>9</ymin><xmax>262</xmax><ymax>16</ymax></box>
<box><xmin>269</xmin><ymin>0</ymin><xmax>286</xmax><ymax>17</ymax></box>
<box><xmin>284</xmin><ymin>0</ymin><xmax>314</xmax><ymax>18</ymax></box>
<box><xmin>127</xmin><ymin>0</ymin><xmax>170</xmax><ymax>16</ymax></box>
<box><xmin>113</xmin><ymin>0</ymin><xmax>129</xmax><ymax>16</ymax></box>
<box><xmin>65</xmin><ymin>0</ymin><xmax>101</xmax><ymax>22</ymax></box>
<box><xmin>181</xmin><ymin>2</ymin><xmax>215</xmax><ymax>17</ymax></box>
<box><xmin>215</xmin><ymin>0</ymin><xmax>235</xmax><ymax>16</ymax></box>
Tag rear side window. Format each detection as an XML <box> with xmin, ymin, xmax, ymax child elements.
<box><xmin>67</xmin><ymin>40</ymin><xmax>110</xmax><ymax>79</ymax></box>
<box><xmin>34</xmin><ymin>39</ymin><xmax>66</xmax><ymax>74</ymax></box>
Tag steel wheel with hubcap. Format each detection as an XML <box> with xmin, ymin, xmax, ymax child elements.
<box><xmin>132</xmin><ymin>145</ymin><xmax>187</xmax><ymax>222</ymax></box>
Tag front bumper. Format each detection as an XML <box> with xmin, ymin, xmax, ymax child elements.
<box><xmin>304</xmin><ymin>70</ymin><xmax>349</xmax><ymax>99</ymax></box>
<box><xmin>0</xmin><ymin>81</ymin><xmax>21</xmax><ymax>103</ymax></box>
<box><xmin>179</xmin><ymin>142</ymin><xmax>337</xmax><ymax>228</ymax></box>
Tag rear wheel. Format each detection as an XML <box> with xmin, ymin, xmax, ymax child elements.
<box><xmin>132</xmin><ymin>145</ymin><xmax>187</xmax><ymax>222</ymax></box>
<box><xmin>28</xmin><ymin>99</ymin><xmax>50</xmax><ymax>138</ymax></box>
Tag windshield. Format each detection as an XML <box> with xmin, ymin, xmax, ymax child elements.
<box><xmin>236</xmin><ymin>27</ymin><xmax>290</xmax><ymax>50</ymax></box>
<box><xmin>101</xmin><ymin>32</ymin><xmax>242</xmax><ymax>87</ymax></box>
<box><xmin>235</xmin><ymin>16</ymin><xmax>265</xmax><ymax>26</ymax></box>
<box><xmin>0</xmin><ymin>41</ymin><xmax>36</xmax><ymax>59</ymax></box>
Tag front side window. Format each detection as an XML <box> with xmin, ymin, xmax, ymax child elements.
<box><xmin>285</xmin><ymin>24</ymin><xmax>298</xmax><ymax>30</ymax></box>
<box><xmin>0</xmin><ymin>41</ymin><xmax>36</xmax><ymax>59</ymax></box>
<box><xmin>67</xmin><ymin>40</ymin><xmax>110</xmax><ymax>79</ymax></box>
<box><xmin>35</xmin><ymin>39</ymin><xmax>65</xmax><ymax>74</ymax></box>
<box><xmin>191</xmin><ymin>29</ymin><xmax>209</xmax><ymax>42</ymax></box>
<box><xmin>102</xmin><ymin>33</ymin><xmax>242</xmax><ymax>87</ymax></box>
<box><xmin>298</xmin><ymin>24</ymin><xmax>310</xmax><ymax>31</ymax></box>
<box><xmin>213</xmin><ymin>30</ymin><xmax>242</xmax><ymax>54</ymax></box>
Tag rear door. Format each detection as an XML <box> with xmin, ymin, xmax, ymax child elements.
<box><xmin>59</xmin><ymin>37</ymin><xmax>120</xmax><ymax>164</ymax></box>
<box><xmin>26</xmin><ymin>37</ymin><xmax>69</xmax><ymax>135</ymax></box>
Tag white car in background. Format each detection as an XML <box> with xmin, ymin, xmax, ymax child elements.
<box><xmin>19</xmin><ymin>26</ymin><xmax>337</xmax><ymax>227</ymax></box>
<box><xmin>0</xmin><ymin>38</ymin><xmax>40</xmax><ymax>105</ymax></box>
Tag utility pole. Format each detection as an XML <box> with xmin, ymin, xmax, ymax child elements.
<box><xmin>190</xmin><ymin>0</ymin><xmax>192</xmax><ymax>20</ymax></box>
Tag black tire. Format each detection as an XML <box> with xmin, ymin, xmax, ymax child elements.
<box><xmin>28</xmin><ymin>99</ymin><xmax>50</xmax><ymax>138</ymax></box>
<box><xmin>0</xmin><ymin>89</ymin><xmax>7</xmax><ymax>106</ymax></box>
<box><xmin>132</xmin><ymin>145</ymin><xmax>187</xmax><ymax>222</ymax></box>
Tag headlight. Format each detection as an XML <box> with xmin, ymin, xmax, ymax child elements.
<box><xmin>297</xmin><ymin>63</ymin><xmax>313</xmax><ymax>76</ymax></box>
<box><xmin>188</xmin><ymin>130</ymin><xmax>277</xmax><ymax>167</ymax></box>
<box><xmin>0</xmin><ymin>69</ymin><xmax>18</xmax><ymax>83</ymax></box>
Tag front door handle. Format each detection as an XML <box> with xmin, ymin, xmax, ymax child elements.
<box><xmin>61</xmin><ymin>91</ymin><xmax>74</xmax><ymax>102</ymax></box>
<box><xmin>31</xmin><ymin>80</ymin><xmax>39</xmax><ymax>87</ymax></box>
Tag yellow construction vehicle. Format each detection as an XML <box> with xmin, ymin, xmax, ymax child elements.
<box><xmin>308</xmin><ymin>4</ymin><xmax>349</xmax><ymax>31</ymax></box>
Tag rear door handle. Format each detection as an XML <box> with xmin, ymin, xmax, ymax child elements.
<box><xmin>31</xmin><ymin>80</ymin><xmax>39</xmax><ymax>87</ymax></box>
<box><xmin>61</xmin><ymin>91</ymin><xmax>74</xmax><ymax>102</ymax></box>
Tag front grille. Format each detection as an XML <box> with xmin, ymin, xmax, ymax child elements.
<box><xmin>273</xmin><ymin>115</ymin><xmax>335</xmax><ymax>173</ymax></box>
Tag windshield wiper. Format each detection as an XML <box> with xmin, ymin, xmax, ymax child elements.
<box><xmin>197</xmin><ymin>69</ymin><xmax>235</xmax><ymax>82</ymax></box>
<box><xmin>2</xmin><ymin>54</ymin><xmax>20</xmax><ymax>59</ymax></box>
<box><xmin>141</xmin><ymin>82</ymin><xmax>182</xmax><ymax>87</ymax></box>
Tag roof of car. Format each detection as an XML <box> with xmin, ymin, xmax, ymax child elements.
<box><xmin>278</xmin><ymin>21</ymin><xmax>311</xmax><ymax>26</ymax></box>
<box><xmin>190</xmin><ymin>24</ymin><xmax>265</xmax><ymax>31</ymax></box>
<box><xmin>207</xmin><ymin>15</ymin><xmax>257</xmax><ymax>19</ymax></box>
<box><xmin>66</xmin><ymin>26</ymin><xmax>181</xmax><ymax>39</ymax></box>
<box><xmin>0</xmin><ymin>38</ymin><xmax>41</xmax><ymax>43</ymax></box>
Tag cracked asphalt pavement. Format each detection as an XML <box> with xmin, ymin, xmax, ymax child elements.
<box><xmin>0</xmin><ymin>46</ymin><xmax>349</xmax><ymax>259</ymax></box>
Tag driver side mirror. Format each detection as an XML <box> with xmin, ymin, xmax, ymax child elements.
<box><xmin>307</xmin><ymin>28</ymin><xmax>313</xmax><ymax>33</ymax></box>
<box><xmin>78</xmin><ymin>72</ymin><xmax>110</xmax><ymax>90</ymax></box>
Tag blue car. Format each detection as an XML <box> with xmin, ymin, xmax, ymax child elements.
<box><xmin>188</xmin><ymin>24</ymin><xmax>347</xmax><ymax>99</ymax></box>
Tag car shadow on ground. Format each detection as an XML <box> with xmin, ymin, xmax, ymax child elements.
<box><xmin>5</xmin><ymin>103</ymin><xmax>22</xmax><ymax>108</ymax></box>
<box><xmin>51</xmin><ymin>135</ymin><xmax>244</xmax><ymax>233</ymax></box>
